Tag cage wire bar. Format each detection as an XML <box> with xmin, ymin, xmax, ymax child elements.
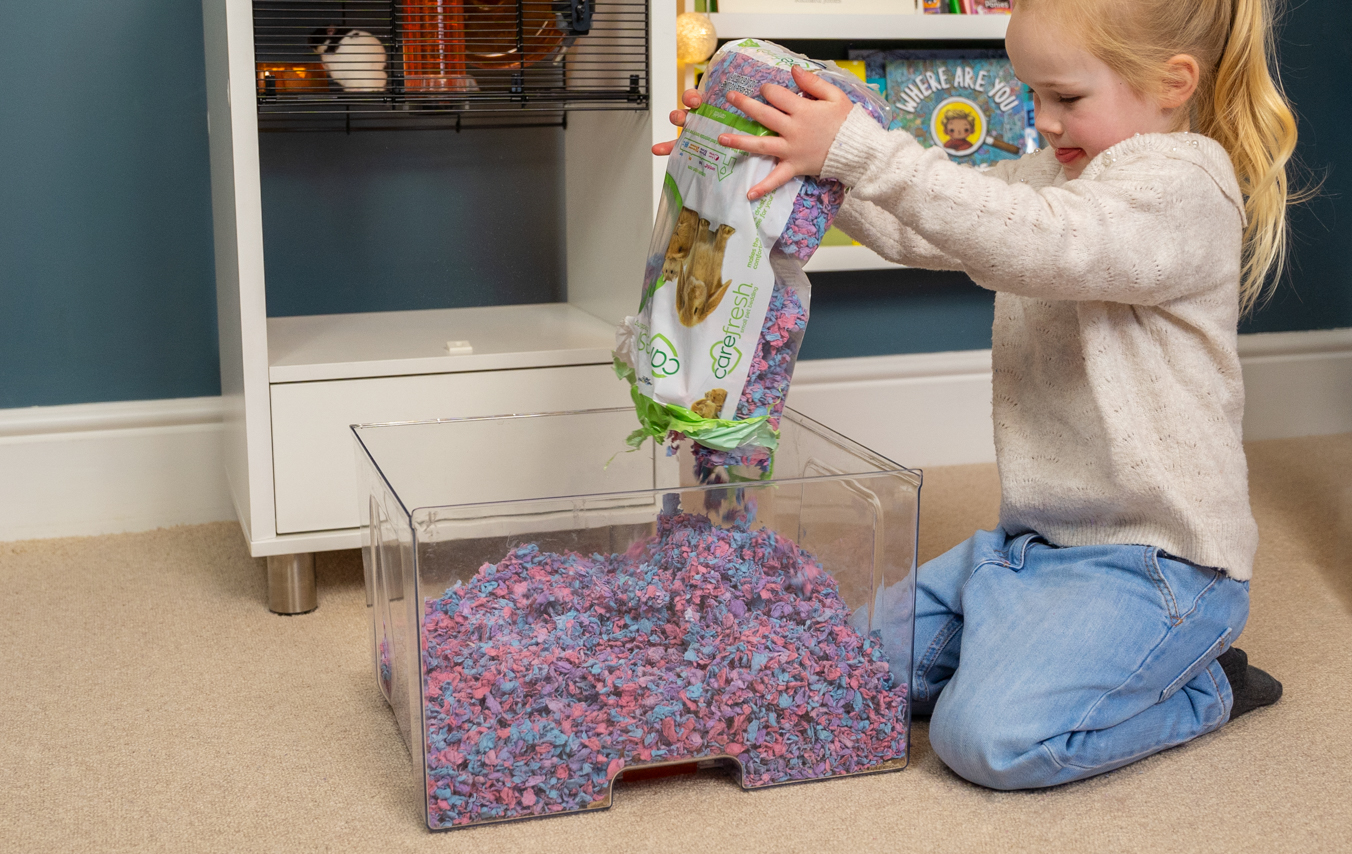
<box><xmin>254</xmin><ymin>0</ymin><xmax>650</xmax><ymax>130</ymax></box>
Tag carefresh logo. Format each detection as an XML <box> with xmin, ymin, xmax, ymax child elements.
<box><xmin>647</xmin><ymin>333</ymin><xmax>681</xmax><ymax>377</ymax></box>
<box><xmin>711</xmin><ymin>281</ymin><xmax>758</xmax><ymax>379</ymax></box>
<box><xmin>710</xmin><ymin>338</ymin><xmax>742</xmax><ymax>379</ymax></box>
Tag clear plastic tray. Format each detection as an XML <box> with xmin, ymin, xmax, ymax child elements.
<box><xmin>355</xmin><ymin>407</ymin><xmax>919</xmax><ymax>830</ymax></box>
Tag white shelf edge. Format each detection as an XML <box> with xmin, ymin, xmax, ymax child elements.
<box><xmin>265</xmin><ymin>303</ymin><xmax>619</xmax><ymax>384</ymax></box>
<box><xmin>248</xmin><ymin>527</ymin><xmax>362</xmax><ymax>557</ymax></box>
<box><xmin>267</xmin><ymin>350</ymin><xmax>616</xmax><ymax>384</ymax></box>
<box><xmin>804</xmin><ymin>244</ymin><xmax>906</xmax><ymax>272</ymax></box>
<box><xmin>708</xmin><ymin>12</ymin><xmax>1009</xmax><ymax>41</ymax></box>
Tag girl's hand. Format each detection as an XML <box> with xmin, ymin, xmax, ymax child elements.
<box><xmin>651</xmin><ymin>88</ymin><xmax>704</xmax><ymax>156</ymax></box>
<box><xmin>721</xmin><ymin>66</ymin><xmax>855</xmax><ymax>201</ymax></box>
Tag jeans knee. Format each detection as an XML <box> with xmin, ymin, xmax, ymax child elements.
<box><xmin>929</xmin><ymin>701</ymin><xmax>1058</xmax><ymax>790</ymax></box>
<box><xmin>929</xmin><ymin>706</ymin><xmax>1000</xmax><ymax>789</ymax></box>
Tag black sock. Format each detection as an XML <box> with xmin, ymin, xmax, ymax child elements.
<box><xmin>1217</xmin><ymin>646</ymin><xmax>1282</xmax><ymax>720</ymax></box>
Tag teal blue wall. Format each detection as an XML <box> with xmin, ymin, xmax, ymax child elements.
<box><xmin>260</xmin><ymin>128</ymin><xmax>564</xmax><ymax>317</ymax></box>
<box><xmin>1239</xmin><ymin>5</ymin><xmax>1352</xmax><ymax>336</ymax></box>
<box><xmin>1</xmin><ymin>0</ymin><xmax>1348</xmax><ymax>407</ymax></box>
<box><xmin>0</xmin><ymin>1</ymin><xmax>218</xmax><ymax>408</ymax></box>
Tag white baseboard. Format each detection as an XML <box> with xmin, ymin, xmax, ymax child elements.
<box><xmin>2</xmin><ymin>328</ymin><xmax>1347</xmax><ymax>543</ymax></box>
<box><xmin>1233</xmin><ymin>328</ymin><xmax>1352</xmax><ymax>441</ymax></box>
<box><xmin>0</xmin><ymin>397</ymin><xmax>234</xmax><ymax>542</ymax></box>
<box><xmin>788</xmin><ymin>349</ymin><xmax>997</xmax><ymax>468</ymax></box>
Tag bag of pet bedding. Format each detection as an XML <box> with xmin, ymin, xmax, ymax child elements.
<box><xmin>614</xmin><ymin>39</ymin><xmax>892</xmax><ymax>463</ymax></box>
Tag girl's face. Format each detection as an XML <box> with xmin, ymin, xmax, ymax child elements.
<box><xmin>947</xmin><ymin>117</ymin><xmax>974</xmax><ymax>139</ymax></box>
<box><xmin>1006</xmin><ymin>5</ymin><xmax>1179</xmax><ymax>179</ymax></box>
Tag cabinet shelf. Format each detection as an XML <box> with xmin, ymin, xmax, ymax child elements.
<box><xmin>267</xmin><ymin>303</ymin><xmax>617</xmax><ymax>383</ymax></box>
<box><xmin>707</xmin><ymin>12</ymin><xmax>1009</xmax><ymax>41</ymax></box>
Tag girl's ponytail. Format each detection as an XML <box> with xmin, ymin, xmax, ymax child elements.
<box><xmin>1029</xmin><ymin>0</ymin><xmax>1303</xmax><ymax>315</ymax></box>
<box><xmin>1194</xmin><ymin>0</ymin><xmax>1299</xmax><ymax>315</ymax></box>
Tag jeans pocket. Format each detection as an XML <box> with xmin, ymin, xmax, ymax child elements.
<box><xmin>1147</xmin><ymin>549</ymin><xmax>1228</xmax><ymax>624</ymax></box>
<box><xmin>1143</xmin><ymin>547</ymin><xmax>1180</xmax><ymax>623</ymax></box>
<box><xmin>1160</xmin><ymin>628</ymin><xmax>1231</xmax><ymax>704</ymax></box>
<box><xmin>1004</xmin><ymin>533</ymin><xmax>1045</xmax><ymax>572</ymax></box>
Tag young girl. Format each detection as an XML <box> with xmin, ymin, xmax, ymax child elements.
<box><xmin>655</xmin><ymin>0</ymin><xmax>1295</xmax><ymax>789</ymax></box>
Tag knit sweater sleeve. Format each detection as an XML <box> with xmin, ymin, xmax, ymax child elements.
<box><xmin>832</xmin><ymin>196</ymin><xmax>965</xmax><ymax>270</ymax></box>
<box><xmin>831</xmin><ymin>155</ymin><xmax>1028</xmax><ymax>271</ymax></box>
<box><xmin>821</xmin><ymin>106</ymin><xmax>1243</xmax><ymax>305</ymax></box>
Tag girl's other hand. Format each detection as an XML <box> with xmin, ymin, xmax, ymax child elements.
<box><xmin>651</xmin><ymin>88</ymin><xmax>703</xmax><ymax>156</ymax></box>
<box><xmin>721</xmin><ymin>66</ymin><xmax>854</xmax><ymax>201</ymax></box>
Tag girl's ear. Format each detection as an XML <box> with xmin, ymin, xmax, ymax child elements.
<box><xmin>1160</xmin><ymin>54</ymin><xmax>1201</xmax><ymax>110</ymax></box>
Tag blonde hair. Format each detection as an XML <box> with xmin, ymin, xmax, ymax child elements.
<box><xmin>1021</xmin><ymin>0</ymin><xmax>1300</xmax><ymax>315</ymax></box>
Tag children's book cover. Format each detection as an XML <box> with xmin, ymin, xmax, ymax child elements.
<box><xmin>850</xmin><ymin>49</ymin><xmax>1041</xmax><ymax>168</ymax></box>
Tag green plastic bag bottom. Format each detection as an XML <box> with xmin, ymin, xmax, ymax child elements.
<box><xmin>615</xmin><ymin>358</ymin><xmax>779</xmax><ymax>454</ymax></box>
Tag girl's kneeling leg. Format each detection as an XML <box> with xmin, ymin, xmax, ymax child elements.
<box><xmin>925</xmin><ymin>539</ymin><xmax>1249</xmax><ymax>790</ymax></box>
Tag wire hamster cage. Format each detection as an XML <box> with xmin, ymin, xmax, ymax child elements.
<box><xmin>251</xmin><ymin>0</ymin><xmax>650</xmax><ymax>131</ymax></box>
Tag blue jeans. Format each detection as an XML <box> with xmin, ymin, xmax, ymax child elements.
<box><xmin>911</xmin><ymin>528</ymin><xmax>1249</xmax><ymax>790</ymax></box>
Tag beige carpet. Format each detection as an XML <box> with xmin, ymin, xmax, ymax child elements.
<box><xmin>2</xmin><ymin>434</ymin><xmax>1350</xmax><ymax>854</ymax></box>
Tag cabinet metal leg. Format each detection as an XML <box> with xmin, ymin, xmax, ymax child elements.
<box><xmin>267</xmin><ymin>553</ymin><xmax>317</xmax><ymax>615</ymax></box>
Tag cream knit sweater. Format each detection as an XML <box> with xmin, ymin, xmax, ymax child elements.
<box><xmin>823</xmin><ymin>106</ymin><xmax>1259</xmax><ymax>579</ymax></box>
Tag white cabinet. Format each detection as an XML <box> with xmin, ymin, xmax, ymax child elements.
<box><xmin>202</xmin><ymin>0</ymin><xmax>678</xmax><ymax>558</ymax></box>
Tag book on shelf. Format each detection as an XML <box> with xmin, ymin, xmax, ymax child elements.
<box><xmin>816</xmin><ymin>54</ymin><xmax>1038</xmax><ymax>252</ymax></box>
<box><xmin>851</xmin><ymin>48</ymin><xmax>1042</xmax><ymax>168</ymax></box>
